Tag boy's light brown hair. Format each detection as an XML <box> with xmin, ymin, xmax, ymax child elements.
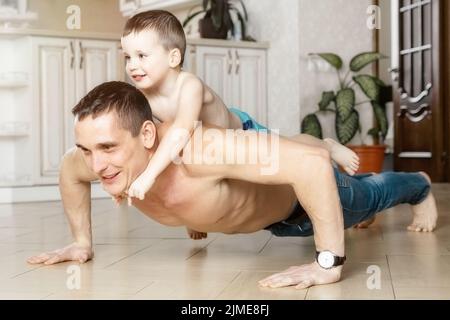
<box><xmin>123</xmin><ymin>10</ymin><xmax>186</xmax><ymax>66</ymax></box>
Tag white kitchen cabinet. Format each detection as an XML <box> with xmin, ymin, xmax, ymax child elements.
<box><xmin>31</xmin><ymin>37</ymin><xmax>118</xmax><ymax>184</ymax></box>
<box><xmin>31</xmin><ymin>37</ymin><xmax>75</xmax><ymax>183</ymax></box>
<box><xmin>186</xmin><ymin>43</ymin><xmax>268</xmax><ymax>126</ymax></box>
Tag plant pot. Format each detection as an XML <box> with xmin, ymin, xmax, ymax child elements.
<box><xmin>347</xmin><ymin>145</ymin><xmax>387</xmax><ymax>174</ymax></box>
<box><xmin>199</xmin><ymin>17</ymin><xmax>228</xmax><ymax>39</ymax></box>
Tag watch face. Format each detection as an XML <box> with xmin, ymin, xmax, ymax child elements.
<box><xmin>317</xmin><ymin>251</ymin><xmax>335</xmax><ymax>269</ymax></box>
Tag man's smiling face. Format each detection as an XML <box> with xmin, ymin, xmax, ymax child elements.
<box><xmin>74</xmin><ymin>111</ymin><xmax>150</xmax><ymax>196</ymax></box>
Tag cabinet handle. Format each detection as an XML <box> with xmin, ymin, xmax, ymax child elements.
<box><xmin>235</xmin><ymin>50</ymin><xmax>240</xmax><ymax>75</ymax></box>
<box><xmin>79</xmin><ymin>42</ymin><xmax>84</xmax><ymax>69</ymax></box>
<box><xmin>70</xmin><ymin>41</ymin><xmax>74</xmax><ymax>69</ymax></box>
<box><xmin>227</xmin><ymin>50</ymin><xmax>233</xmax><ymax>74</ymax></box>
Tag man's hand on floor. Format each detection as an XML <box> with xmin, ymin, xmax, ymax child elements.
<box><xmin>27</xmin><ymin>242</ymin><xmax>93</xmax><ymax>265</ymax></box>
<box><xmin>258</xmin><ymin>262</ymin><xmax>342</xmax><ymax>289</ymax></box>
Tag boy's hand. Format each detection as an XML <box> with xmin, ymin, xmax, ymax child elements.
<box><xmin>27</xmin><ymin>242</ymin><xmax>93</xmax><ymax>265</ymax></box>
<box><xmin>127</xmin><ymin>174</ymin><xmax>155</xmax><ymax>201</ymax></box>
<box><xmin>112</xmin><ymin>194</ymin><xmax>125</xmax><ymax>206</ymax></box>
<box><xmin>112</xmin><ymin>192</ymin><xmax>133</xmax><ymax>207</ymax></box>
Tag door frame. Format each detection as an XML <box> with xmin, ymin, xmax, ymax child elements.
<box><xmin>431</xmin><ymin>0</ymin><xmax>445</xmax><ymax>181</ymax></box>
<box><xmin>445</xmin><ymin>0</ymin><xmax>450</xmax><ymax>181</ymax></box>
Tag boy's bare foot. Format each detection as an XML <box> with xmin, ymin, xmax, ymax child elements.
<box><xmin>354</xmin><ymin>216</ymin><xmax>376</xmax><ymax>228</ymax></box>
<box><xmin>324</xmin><ymin>138</ymin><xmax>360</xmax><ymax>176</ymax></box>
<box><xmin>408</xmin><ymin>172</ymin><xmax>438</xmax><ymax>232</ymax></box>
<box><xmin>187</xmin><ymin>228</ymin><xmax>208</xmax><ymax>240</ymax></box>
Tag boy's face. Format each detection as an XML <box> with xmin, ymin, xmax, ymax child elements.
<box><xmin>75</xmin><ymin>112</ymin><xmax>151</xmax><ymax>197</ymax></box>
<box><xmin>121</xmin><ymin>30</ymin><xmax>171</xmax><ymax>91</ymax></box>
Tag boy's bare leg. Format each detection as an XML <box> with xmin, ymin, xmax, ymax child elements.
<box><xmin>408</xmin><ymin>172</ymin><xmax>438</xmax><ymax>232</ymax></box>
<box><xmin>288</xmin><ymin>134</ymin><xmax>360</xmax><ymax>176</ymax></box>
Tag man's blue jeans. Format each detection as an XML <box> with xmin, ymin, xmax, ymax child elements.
<box><xmin>265</xmin><ymin>168</ymin><xmax>431</xmax><ymax>237</ymax></box>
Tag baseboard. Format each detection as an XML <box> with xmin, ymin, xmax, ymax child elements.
<box><xmin>0</xmin><ymin>183</ymin><xmax>109</xmax><ymax>204</ymax></box>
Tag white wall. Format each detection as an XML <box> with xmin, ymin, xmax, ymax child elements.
<box><xmin>28</xmin><ymin>0</ymin><xmax>126</xmax><ymax>35</ymax></box>
<box><xmin>379</xmin><ymin>0</ymin><xmax>392</xmax><ymax>85</ymax></box>
<box><xmin>298</xmin><ymin>0</ymin><xmax>375</xmax><ymax>144</ymax></box>
<box><xmin>243</xmin><ymin>0</ymin><xmax>300</xmax><ymax>136</ymax></box>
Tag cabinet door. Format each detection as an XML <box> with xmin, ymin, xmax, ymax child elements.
<box><xmin>195</xmin><ymin>46</ymin><xmax>233</xmax><ymax>107</ymax></box>
<box><xmin>231</xmin><ymin>48</ymin><xmax>267</xmax><ymax>126</ymax></box>
<box><xmin>72</xmin><ymin>39</ymin><xmax>118</xmax><ymax>146</ymax></box>
<box><xmin>75</xmin><ymin>39</ymin><xmax>118</xmax><ymax>102</ymax></box>
<box><xmin>32</xmin><ymin>37</ymin><xmax>76</xmax><ymax>183</ymax></box>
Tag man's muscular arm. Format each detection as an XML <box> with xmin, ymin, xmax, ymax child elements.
<box><xmin>27</xmin><ymin>147</ymin><xmax>98</xmax><ymax>265</ymax></box>
<box><xmin>185</xmin><ymin>128</ymin><xmax>345</xmax><ymax>289</ymax></box>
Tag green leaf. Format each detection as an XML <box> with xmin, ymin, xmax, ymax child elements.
<box><xmin>310</xmin><ymin>53</ymin><xmax>343</xmax><ymax>70</ymax></box>
<box><xmin>318</xmin><ymin>91</ymin><xmax>335</xmax><ymax>111</ymax></box>
<box><xmin>367</xmin><ymin>128</ymin><xmax>380</xmax><ymax>138</ymax></box>
<box><xmin>350</xmin><ymin>52</ymin><xmax>386</xmax><ymax>72</ymax></box>
<box><xmin>371</xmin><ymin>101</ymin><xmax>388</xmax><ymax>138</ymax></box>
<box><xmin>301</xmin><ymin>114</ymin><xmax>323</xmax><ymax>139</ymax></box>
<box><xmin>336</xmin><ymin>110</ymin><xmax>359</xmax><ymax>145</ymax></box>
<box><xmin>182</xmin><ymin>10</ymin><xmax>206</xmax><ymax>28</ymax></box>
<box><xmin>336</xmin><ymin>88</ymin><xmax>355</xmax><ymax>122</ymax></box>
<box><xmin>211</xmin><ymin>11</ymin><xmax>222</xmax><ymax>30</ymax></box>
<box><xmin>208</xmin><ymin>0</ymin><xmax>226</xmax><ymax>30</ymax></box>
<box><xmin>374</xmin><ymin>77</ymin><xmax>386</xmax><ymax>87</ymax></box>
<box><xmin>235</xmin><ymin>0</ymin><xmax>248</xmax><ymax>20</ymax></box>
<box><xmin>353</xmin><ymin>75</ymin><xmax>380</xmax><ymax>101</ymax></box>
<box><xmin>229</xmin><ymin>7</ymin><xmax>246</xmax><ymax>38</ymax></box>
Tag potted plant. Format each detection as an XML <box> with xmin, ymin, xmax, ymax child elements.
<box><xmin>301</xmin><ymin>52</ymin><xmax>392</xmax><ymax>173</ymax></box>
<box><xmin>182</xmin><ymin>0</ymin><xmax>254</xmax><ymax>41</ymax></box>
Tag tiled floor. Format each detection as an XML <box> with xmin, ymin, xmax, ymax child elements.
<box><xmin>0</xmin><ymin>183</ymin><xmax>449</xmax><ymax>300</ymax></box>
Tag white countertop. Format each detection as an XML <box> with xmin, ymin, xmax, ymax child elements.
<box><xmin>0</xmin><ymin>28</ymin><xmax>121</xmax><ymax>40</ymax></box>
<box><xmin>187</xmin><ymin>38</ymin><xmax>270</xmax><ymax>49</ymax></box>
<box><xmin>0</xmin><ymin>29</ymin><xmax>270</xmax><ymax>49</ymax></box>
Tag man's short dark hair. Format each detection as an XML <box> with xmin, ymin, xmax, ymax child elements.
<box><xmin>72</xmin><ymin>81</ymin><xmax>153</xmax><ymax>137</ymax></box>
<box><xmin>123</xmin><ymin>10</ymin><xmax>186</xmax><ymax>66</ymax></box>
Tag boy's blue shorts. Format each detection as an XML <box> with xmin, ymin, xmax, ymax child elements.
<box><xmin>229</xmin><ymin>107</ymin><xmax>268</xmax><ymax>131</ymax></box>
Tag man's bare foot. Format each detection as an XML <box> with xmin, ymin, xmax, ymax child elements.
<box><xmin>187</xmin><ymin>228</ymin><xmax>208</xmax><ymax>240</ymax></box>
<box><xmin>354</xmin><ymin>216</ymin><xmax>376</xmax><ymax>228</ymax></box>
<box><xmin>408</xmin><ymin>172</ymin><xmax>438</xmax><ymax>232</ymax></box>
<box><xmin>324</xmin><ymin>138</ymin><xmax>360</xmax><ymax>176</ymax></box>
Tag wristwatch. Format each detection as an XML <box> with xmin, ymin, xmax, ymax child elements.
<box><xmin>315</xmin><ymin>250</ymin><xmax>346</xmax><ymax>269</ymax></box>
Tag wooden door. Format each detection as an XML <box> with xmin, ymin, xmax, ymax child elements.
<box><xmin>392</xmin><ymin>0</ymin><xmax>446</xmax><ymax>181</ymax></box>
